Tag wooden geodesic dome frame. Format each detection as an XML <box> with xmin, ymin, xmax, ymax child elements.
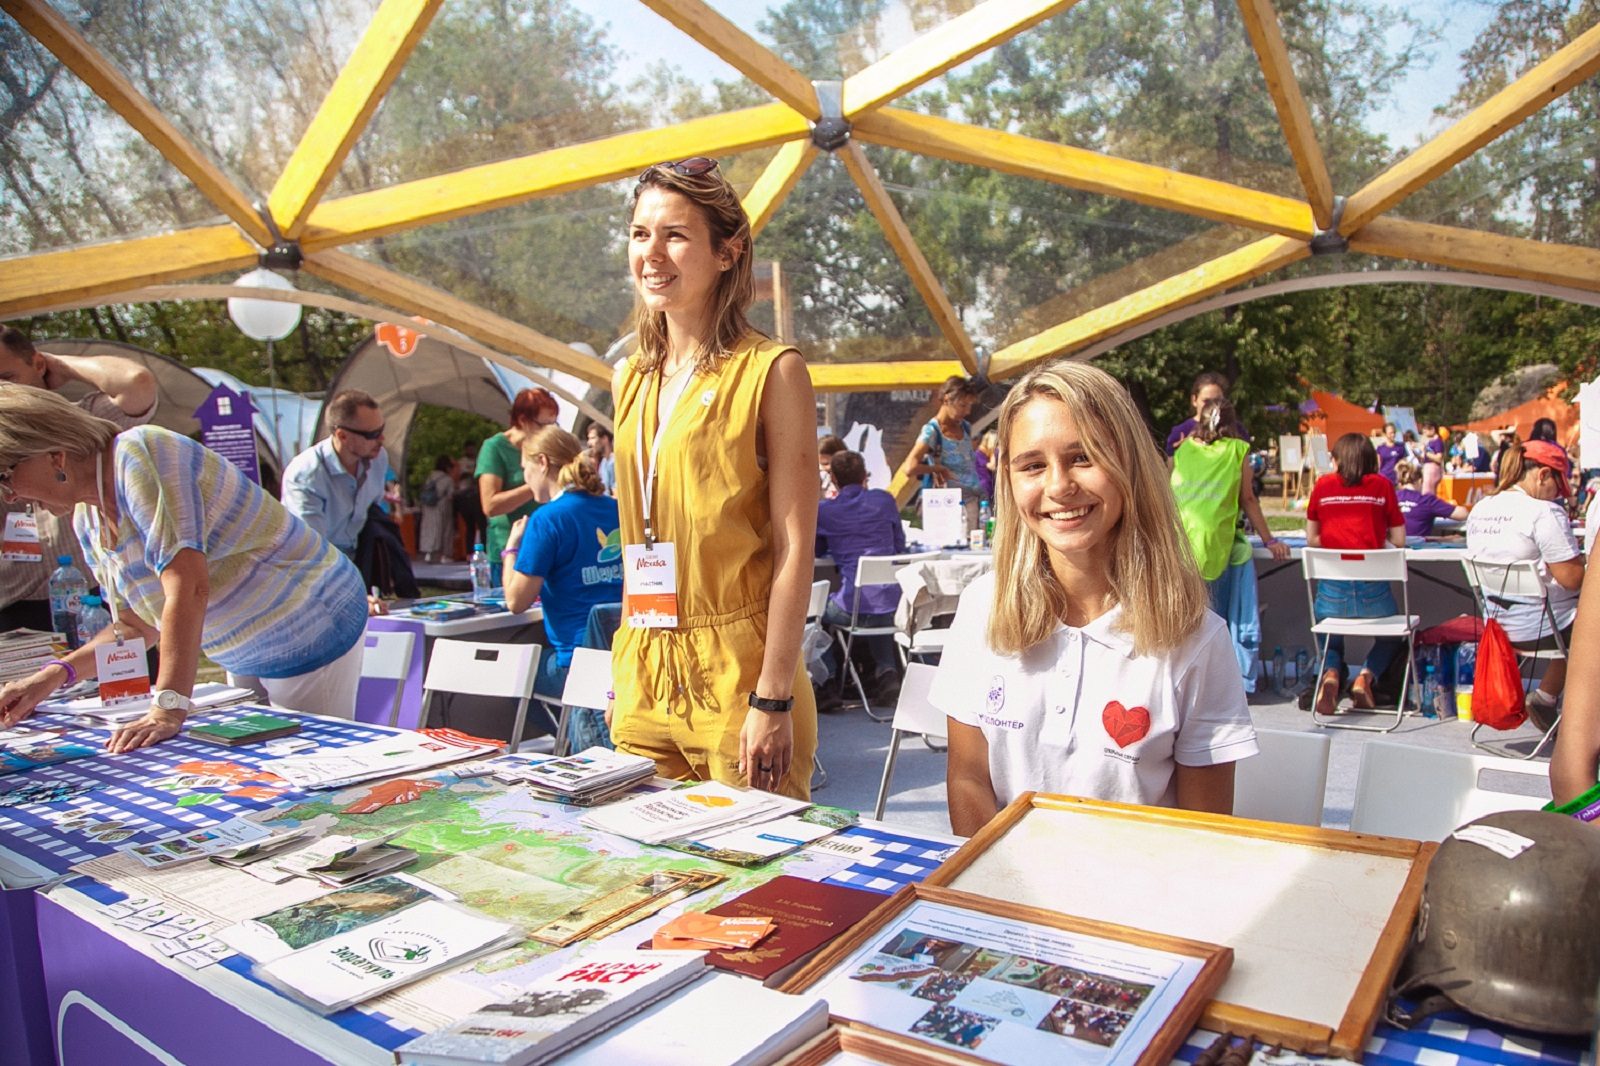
<box><xmin>3</xmin><ymin>0</ymin><xmax>1599</xmax><ymax>492</ymax></box>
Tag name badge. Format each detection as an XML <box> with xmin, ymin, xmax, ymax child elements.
<box><xmin>624</xmin><ymin>542</ymin><xmax>679</xmax><ymax>628</ymax></box>
<box><xmin>2</xmin><ymin>511</ymin><xmax>43</xmax><ymax>563</ymax></box>
<box><xmin>95</xmin><ymin>637</ymin><xmax>152</xmax><ymax>705</ymax></box>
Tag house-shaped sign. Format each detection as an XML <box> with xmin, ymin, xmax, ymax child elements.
<box><xmin>194</xmin><ymin>383</ymin><xmax>261</xmax><ymax>485</ymax></box>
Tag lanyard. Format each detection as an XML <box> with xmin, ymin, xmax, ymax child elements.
<box><xmin>93</xmin><ymin>455</ymin><xmax>126</xmax><ymax>642</ymax></box>
<box><xmin>633</xmin><ymin>362</ymin><xmax>697</xmax><ymax>548</ymax></box>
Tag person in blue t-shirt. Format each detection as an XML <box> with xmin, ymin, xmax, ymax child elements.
<box><xmin>503</xmin><ymin>427</ymin><xmax>623</xmax><ymax>705</ymax></box>
<box><xmin>1394</xmin><ymin>460</ymin><xmax>1467</xmax><ymax>538</ymax></box>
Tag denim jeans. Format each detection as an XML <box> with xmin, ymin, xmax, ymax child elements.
<box><xmin>823</xmin><ymin>600</ymin><xmax>898</xmax><ymax>681</ymax></box>
<box><xmin>1314</xmin><ymin>579</ymin><xmax>1403</xmax><ymax>679</ymax></box>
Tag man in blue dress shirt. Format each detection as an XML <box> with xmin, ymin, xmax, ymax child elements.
<box><xmin>816</xmin><ymin>450</ymin><xmax>907</xmax><ymax>703</ymax></box>
<box><xmin>281</xmin><ymin>390</ymin><xmax>389</xmax><ymax>556</ymax></box>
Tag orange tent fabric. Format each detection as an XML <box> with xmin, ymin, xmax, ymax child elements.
<box><xmin>1455</xmin><ymin>386</ymin><xmax>1576</xmax><ymax>448</ymax></box>
<box><xmin>1302</xmin><ymin>391</ymin><xmax>1384</xmax><ymax>444</ymax></box>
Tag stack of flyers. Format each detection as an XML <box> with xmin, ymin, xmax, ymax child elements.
<box><xmin>117</xmin><ymin>817</ymin><xmax>273</xmax><ymax>869</ymax></box>
<box><xmin>0</xmin><ymin>628</ymin><xmax>63</xmax><ymax>684</ymax></box>
<box><xmin>652</xmin><ymin>913</ymin><xmax>775</xmax><ymax>951</ymax></box>
<box><xmin>272</xmin><ymin>830</ymin><xmax>417</xmax><ymax>886</ymax></box>
<box><xmin>516</xmin><ymin>748</ymin><xmax>656</xmax><ymax>805</ymax></box>
<box><xmin>99</xmin><ymin>895</ymin><xmax>237</xmax><ymax>969</ymax></box>
<box><xmin>0</xmin><ymin>737</ymin><xmax>99</xmax><ymax>776</ymax></box>
<box><xmin>666</xmin><ymin>805</ymin><xmax>858</xmax><ymax>868</ymax></box>
<box><xmin>260</xmin><ymin>728</ymin><xmax>501</xmax><ymax>790</ymax></box>
<box><xmin>209</xmin><ymin>825</ymin><xmax>317</xmax><ymax>882</ymax></box>
<box><xmin>579</xmin><ymin>781</ymin><xmax>807</xmax><ymax>846</ymax></box>
<box><xmin>256</xmin><ymin>899</ymin><xmax>521</xmax><ymax>1013</ymax></box>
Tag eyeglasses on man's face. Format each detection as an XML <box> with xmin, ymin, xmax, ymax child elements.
<box><xmin>337</xmin><ymin>424</ymin><xmax>385</xmax><ymax>442</ymax></box>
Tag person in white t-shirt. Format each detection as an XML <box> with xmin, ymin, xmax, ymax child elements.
<box><xmin>931</xmin><ymin>362</ymin><xmax>1258</xmax><ymax>836</ymax></box>
<box><xmin>1465</xmin><ymin>438</ymin><xmax>1585</xmax><ymax>729</ymax></box>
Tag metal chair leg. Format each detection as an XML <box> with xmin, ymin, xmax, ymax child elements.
<box><xmin>812</xmin><ymin>753</ymin><xmax>828</xmax><ymax>791</ymax></box>
<box><xmin>508</xmin><ymin>695</ymin><xmax>530</xmax><ymax>754</ymax></box>
<box><xmin>873</xmin><ymin>731</ymin><xmax>904</xmax><ymax>820</ymax></box>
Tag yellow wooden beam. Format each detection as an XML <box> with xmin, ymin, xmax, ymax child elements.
<box><xmin>1349</xmin><ymin>217</ymin><xmax>1600</xmax><ymax>295</ymax></box>
<box><xmin>637</xmin><ymin>0</ymin><xmax>820</xmax><ymax>120</ymax></box>
<box><xmin>854</xmin><ymin>109</ymin><xmax>1316</xmax><ymax>238</ymax></box>
<box><xmin>990</xmin><ymin>235</ymin><xmax>1308</xmax><ymax>378</ymax></box>
<box><xmin>1236</xmin><ymin>0</ymin><xmax>1336</xmax><ymax>230</ymax></box>
<box><xmin>300</xmin><ymin>104</ymin><xmax>811</xmax><ymax>250</ymax></box>
<box><xmin>268</xmin><ymin>0</ymin><xmax>443</xmax><ymax>239</ymax></box>
<box><xmin>0</xmin><ymin>225</ymin><xmax>260</xmax><ymax>318</ymax></box>
<box><xmin>743</xmin><ymin>141</ymin><xmax>819</xmax><ymax>237</ymax></box>
<box><xmin>4</xmin><ymin>0</ymin><xmax>270</xmax><ymax>246</ymax></box>
<box><xmin>304</xmin><ymin>250</ymin><xmax>613</xmax><ymax>387</ymax></box>
<box><xmin>811</xmin><ymin>360</ymin><xmax>966</xmax><ymax>392</ymax></box>
<box><xmin>842</xmin><ymin>0</ymin><xmax>1079</xmax><ymax>117</ymax></box>
<box><xmin>839</xmin><ymin>143</ymin><xmax>979</xmax><ymax>373</ymax></box>
<box><xmin>1342</xmin><ymin>19</ymin><xmax>1600</xmax><ymax>233</ymax></box>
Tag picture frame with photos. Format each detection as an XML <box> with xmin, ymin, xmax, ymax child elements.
<box><xmin>781</xmin><ymin>884</ymin><xmax>1231</xmax><ymax>1066</ymax></box>
<box><xmin>924</xmin><ymin>794</ymin><xmax>1435</xmax><ymax>1060</ymax></box>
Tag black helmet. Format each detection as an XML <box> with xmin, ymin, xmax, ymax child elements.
<box><xmin>1389</xmin><ymin>810</ymin><xmax>1600</xmax><ymax>1035</ymax></box>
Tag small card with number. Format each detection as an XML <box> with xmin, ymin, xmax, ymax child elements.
<box><xmin>94</xmin><ymin>637</ymin><xmax>152</xmax><ymax>705</ymax></box>
<box><xmin>624</xmin><ymin>542</ymin><xmax>679</xmax><ymax>628</ymax></box>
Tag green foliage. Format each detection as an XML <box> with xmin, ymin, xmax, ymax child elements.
<box><xmin>404</xmin><ymin>406</ymin><xmax>502</xmax><ymax>500</ymax></box>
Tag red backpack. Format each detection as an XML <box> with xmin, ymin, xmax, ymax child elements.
<box><xmin>1471</xmin><ymin>618</ymin><xmax>1526</xmax><ymax>731</ymax></box>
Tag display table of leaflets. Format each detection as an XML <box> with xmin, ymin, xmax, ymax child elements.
<box><xmin>0</xmin><ymin>722</ymin><xmax>1590</xmax><ymax>1066</ymax></box>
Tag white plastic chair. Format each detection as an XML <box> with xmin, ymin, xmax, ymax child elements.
<box><xmin>1460</xmin><ymin>556</ymin><xmax>1569</xmax><ymax>760</ymax></box>
<box><xmin>872</xmin><ymin>664</ymin><xmax>946</xmax><ymax>820</ymax></box>
<box><xmin>1231</xmin><ymin>728</ymin><xmax>1331</xmax><ymax>826</ymax></box>
<box><xmin>1350</xmin><ymin>740</ymin><xmax>1551</xmax><ymax>841</ymax></box>
<box><xmin>1302</xmin><ymin>547</ymin><xmax>1419</xmax><ymax>732</ymax></box>
<box><xmin>421</xmin><ymin>640</ymin><xmax>542</xmax><ymax>753</ymax></box>
<box><xmin>829</xmin><ymin>552</ymin><xmax>940</xmax><ymax>721</ymax></box>
<box><xmin>537</xmin><ymin>646</ymin><xmax>613</xmax><ymax>757</ymax></box>
<box><xmin>360</xmin><ymin>629</ymin><xmax>417</xmax><ymax>728</ymax></box>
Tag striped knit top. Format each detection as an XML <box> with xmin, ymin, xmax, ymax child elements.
<box><xmin>74</xmin><ymin>426</ymin><xmax>367</xmax><ymax>678</ymax></box>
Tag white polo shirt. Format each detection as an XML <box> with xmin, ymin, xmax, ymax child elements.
<box><xmin>930</xmin><ymin>573</ymin><xmax>1257</xmax><ymax>809</ymax></box>
<box><xmin>1464</xmin><ymin>486</ymin><xmax>1580</xmax><ymax>642</ymax></box>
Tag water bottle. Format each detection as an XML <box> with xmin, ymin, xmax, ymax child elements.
<box><xmin>1270</xmin><ymin>646</ymin><xmax>1285</xmax><ymax>696</ymax></box>
<box><xmin>48</xmin><ymin>555</ymin><xmax>89</xmax><ymax>650</ymax></box>
<box><xmin>1293</xmin><ymin>648</ymin><xmax>1311</xmax><ymax>693</ymax></box>
<box><xmin>76</xmin><ymin>594</ymin><xmax>111</xmax><ymax>647</ymax></box>
<box><xmin>469</xmin><ymin>543</ymin><xmax>493</xmax><ymax>602</ymax></box>
<box><xmin>1454</xmin><ymin>641</ymin><xmax>1476</xmax><ymax>720</ymax></box>
<box><xmin>978</xmin><ymin>500</ymin><xmax>993</xmax><ymax>548</ymax></box>
<box><xmin>1417</xmin><ymin>660</ymin><xmax>1439</xmax><ymax>719</ymax></box>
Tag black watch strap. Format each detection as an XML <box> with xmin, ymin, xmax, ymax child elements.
<box><xmin>747</xmin><ymin>692</ymin><xmax>794</xmax><ymax>714</ymax></box>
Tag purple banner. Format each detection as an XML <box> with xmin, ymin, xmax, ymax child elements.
<box><xmin>194</xmin><ymin>385</ymin><xmax>260</xmax><ymax>485</ymax></box>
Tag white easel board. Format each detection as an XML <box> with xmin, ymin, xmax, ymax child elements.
<box><xmin>927</xmin><ymin>795</ymin><xmax>1433</xmax><ymax>1059</ymax></box>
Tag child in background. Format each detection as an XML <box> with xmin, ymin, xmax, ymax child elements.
<box><xmin>1394</xmin><ymin>459</ymin><xmax>1467</xmax><ymax>538</ymax></box>
<box><xmin>1306</xmin><ymin>433</ymin><xmax>1407</xmax><ymax>716</ymax></box>
<box><xmin>931</xmin><ymin>362</ymin><xmax>1258</xmax><ymax>836</ymax></box>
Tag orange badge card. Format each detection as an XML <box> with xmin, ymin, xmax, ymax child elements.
<box><xmin>654</xmin><ymin>912</ymin><xmax>775</xmax><ymax>950</ymax></box>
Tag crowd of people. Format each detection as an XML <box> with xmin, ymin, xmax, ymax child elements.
<box><xmin>0</xmin><ymin>153</ymin><xmax>1595</xmax><ymax>839</ymax></box>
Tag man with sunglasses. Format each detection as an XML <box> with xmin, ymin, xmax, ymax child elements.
<box><xmin>281</xmin><ymin>390</ymin><xmax>390</xmax><ymax>559</ymax></box>
<box><xmin>0</xmin><ymin>327</ymin><xmax>156</xmax><ymax>632</ymax></box>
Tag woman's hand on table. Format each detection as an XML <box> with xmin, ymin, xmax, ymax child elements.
<box><xmin>106</xmin><ymin>708</ymin><xmax>184</xmax><ymax>753</ymax></box>
<box><xmin>1264</xmin><ymin>538</ymin><xmax>1291</xmax><ymax>561</ymax></box>
<box><xmin>0</xmin><ymin>669</ymin><xmax>61</xmax><ymax>728</ymax></box>
<box><xmin>740</xmin><ymin>706</ymin><xmax>794</xmax><ymax>794</ymax></box>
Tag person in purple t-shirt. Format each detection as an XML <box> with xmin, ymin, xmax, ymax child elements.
<box><xmin>1165</xmin><ymin>371</ymin><xmax>1251</xmax><ymax>455</ymax></box>
<box><xmin>1375</xmin><ymin>423</ymin><xmax>1408</xmax><ymax>483</ymax></box>
<box><xmin>816</xmin><ymin>450</ymin><xmax>907</xmax><ymax>702</ymax></box>
<box><xmin>1394</xmin><ymin>460</ymin><xmax>1467</xmax><ymax>537</ymax></box>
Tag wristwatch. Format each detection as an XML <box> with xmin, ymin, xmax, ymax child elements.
<box><xmin>152</xmin><ymin>689</ymin><xmax>193</xmax><ymax>714</ymax></box>
<box><xmin>748</xmin><ymin>692</ymin><xmax>794</xmax><ymax>714</ymax></box>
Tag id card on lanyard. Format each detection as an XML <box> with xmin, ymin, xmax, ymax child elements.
<box><xmin>90</xmin><ymin>460</ymin><xmax>151</xmax><ymax>705</ymax></box>
<box><xmin>2</xmin><ymin>509</ymin><xmax>43</xmax><ymax>563</ymax></box>
<box><xmin>626</xmin><ymin>367</ymin><xmax>697</xmax><ymax>629</ymax></box>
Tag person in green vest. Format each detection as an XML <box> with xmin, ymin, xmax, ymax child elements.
<box><xmin>1171</xmin><ymin>399</ymin><xmax>1288</xmax><ymax>692</ymax></box>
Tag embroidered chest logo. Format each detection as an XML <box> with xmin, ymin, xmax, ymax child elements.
<box><xmin>1101</xmin><ymin>700</ymin><xmax>1150</xmax><ymax>748</ymax></box>
<box><xmin>985</xmin><ymin>676</ymin><xmax>1005</xmax><ymax>715</ymax></box>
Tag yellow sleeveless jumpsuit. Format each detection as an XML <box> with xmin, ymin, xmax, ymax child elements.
<box><xmin>611</xmin><ymin>336</ymin><xmax>819</xmax><ymax>800</ymax></box>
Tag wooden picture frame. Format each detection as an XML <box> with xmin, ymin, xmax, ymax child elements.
<box><xmin>782</xmin><ymin>883</ymin><xmax>1232</xmax><ymax>1066</ymax></box>
<box><xmin>924</xmin><ymin>794</ymin><xmax>1437</xmax><ymax>1060</ymax></box>
<box><xmin>776</xmin><ymin>1024</ymin><xmax>976</xmax><ymax>1065</ymax></box>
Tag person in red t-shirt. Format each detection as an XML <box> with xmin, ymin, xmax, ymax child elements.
<box><xmin>1306</xmin><ymin>433</ymin><xmax>1407</xmax><ymax>716</ymax></box>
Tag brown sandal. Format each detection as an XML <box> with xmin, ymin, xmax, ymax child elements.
<box><xmin>1313</xmin><ymin>670</ymin><xmax>1341</xmax><ymax>717</ymax></box>
<box><xmin>1350</xmin><ymin>671</ymin><xmax>1377</xmax><ymax>710</ymax></box>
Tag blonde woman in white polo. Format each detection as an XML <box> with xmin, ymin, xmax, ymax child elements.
<box><xmin>931</xmin><ymin>362</ymin><xmax>1257</xmax><ymax>837</ymax></box>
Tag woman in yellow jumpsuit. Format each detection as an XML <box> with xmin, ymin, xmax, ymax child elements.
<box><xmin>610</xmin><ymin>157</ymin><xmax>819</xmax><ymax>799</ymax></box>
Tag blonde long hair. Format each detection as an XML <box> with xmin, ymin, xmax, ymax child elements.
<box><xmin>0</xmin><ymin>385</ymin><xmax>118</xmax><ymax>467</ymax></box>
<box><xmin>627</xmin><ymin>161</ymin><xmax>760</xmax><ymax>376</ymax></box>
<box><xmin>988</xmin><ymin>361</ymin><xmax>1207</xmax><ymax>657</ymax></box>
<box><xmin>521</xmin><ymin>426</ymin><xmax>605</xmax><ymax>496</ymax></box>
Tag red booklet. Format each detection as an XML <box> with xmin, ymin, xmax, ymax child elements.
<box><xmin>646</xmin><ymin>876</ymin><xmax>883</xmax><ymax>986</ymax></box>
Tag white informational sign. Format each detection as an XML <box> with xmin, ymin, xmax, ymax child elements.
<box><xmin>1577</xmin><ymin>378</ymin><xmax>1600</xmax><ymax>471</ymax></box>
<box><xmin>1381</xmin><ymin>406</ymin><xmax>1418</xmax><ymax>437</ymax></box>
<box><xmin>841</xmin><ymin>422</ymin><xmax>894</xmax><ymax>492</ymax></box>
<box><xmin>922</xmin><ymin>488</ymin><xmax>966</xmax><ymax>547</ymax></box>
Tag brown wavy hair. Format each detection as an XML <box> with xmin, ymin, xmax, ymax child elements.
<box><xmin>627</xmin><ymin>160</ymin><xmax>761</xmax><ymax>375</ymax></box>
<box><xmin>520</xmin><ymin>426</ymin><xmax>605</xmax><ymax>496</ymax></box>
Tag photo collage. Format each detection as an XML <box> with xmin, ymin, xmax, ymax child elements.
<box><xmin>848</xmin><ymin>927</ymin><xmax>1155</xmax><ymax>1054</ymax></box>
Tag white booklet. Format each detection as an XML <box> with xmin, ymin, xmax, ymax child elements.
<box><xmin>579</xmin><ymin>781</ymin><xmax>806</xmax><ymax>845</ymax></box>
<box><xmin>397</xmin><ymin>949</ymin><xmax>706</xmax><ymax>1065</ymax></box>
<box><xmin>516</xmin><ymin>748</ymin><xmax>655</xmax><ymax>794</ymax></box>
<box><xmin>260</xmin><ymin>730</ymin><xmax>499</xmax><ymax>790</ymax></box>
<box><xmin>257</xmin><ymin>899</ymin><xmax>519</xmax><ymax>1014</ymax></box>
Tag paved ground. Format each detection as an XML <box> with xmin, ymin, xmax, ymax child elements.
<box><xmin>814</xmin><ymin>685</ymin><xmax>1555</xmax><ymax>837</ymax></box>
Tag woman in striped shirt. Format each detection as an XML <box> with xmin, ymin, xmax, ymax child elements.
<box><xmin>0</xmin><ymin>387</ymin><xmax>368</xmax><ymax>751</ymax></box>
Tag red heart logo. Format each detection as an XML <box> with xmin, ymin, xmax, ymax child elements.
<box><xmin>1102</xmin><ymin>700</ymin><xmax>1150</xmax><ymax>748</ymax></box>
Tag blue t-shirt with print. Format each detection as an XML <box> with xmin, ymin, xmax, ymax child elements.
<box><xmin>512</xmin><ymin>491</ymin><xmax>623</xmax><ymax>667</ymax></box>
<box><xmin>919</xmin><ymin>419</ymin><xmax>983</xmax><ymax>499</ymax></box>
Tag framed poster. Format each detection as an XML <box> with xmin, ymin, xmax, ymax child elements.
<box><xmin>925</xmin><ymin>795</ymin><xmax>1435</xmax><ymax>1060</ymax></box>
<box><xmin>783</xmin><ymin>884</ymin><xmax>1230</xmax><ymax>1066</ymax></box>
<box><xmin>777</xmin><ymin>1024</ymin><xmax>974</xmax><ymax>1065</ymax></box>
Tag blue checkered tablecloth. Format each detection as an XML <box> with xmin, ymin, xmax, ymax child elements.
<box><xmin>821</xmin><ymin>824</ymin><xmax>959</xmax><ymax>894</ymax></box>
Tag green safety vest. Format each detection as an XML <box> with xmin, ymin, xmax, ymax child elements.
<box><xmin>1171</xmin><ymin>437</ymin><xmax>1248</xmax><ymax>581</ymax></box>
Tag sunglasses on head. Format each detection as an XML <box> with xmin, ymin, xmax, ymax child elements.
<box><xmin>337</xmin><ymin>424</ymin><xmax>385</xmax><ymax>442</ymax></box>
<box><xmin>636</xmin><ymin>157</ymin><xmax>719</xmax><ymax>191</ymax></box>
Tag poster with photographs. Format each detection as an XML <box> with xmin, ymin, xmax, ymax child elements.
<box><xmin>813</xmin><ymin>898</ymin><xmax>1212</xmax><ymax>1066</ymax></box>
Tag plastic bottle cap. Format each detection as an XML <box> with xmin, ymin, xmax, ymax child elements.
<box><xmin>82</xmin><ymin>595</ymin><xmax>99</xmax><ymax>606</ymax></box>
<box><xmin>57</xmin><ymin>555</ymin><xmax>72</xmax><ymax>566</ymax></box>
